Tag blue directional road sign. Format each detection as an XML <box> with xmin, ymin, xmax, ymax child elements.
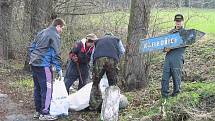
<box><xmin>139</xmin><ymin>32</ymin><xmax>183</xmax><ymax>53</ymax></box>
<box><xmin>139</xmin><ymin>29</ymin><xmax>205</xmax><ymax>53</ymax></box>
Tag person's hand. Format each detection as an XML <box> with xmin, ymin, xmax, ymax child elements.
<box><xmin>69</xmin><ymin>53</ymin><xmax>78</xmax><ymax>62</ymax></box>
<box><xmin>57</xmin><ymin>70</ymin><xmax>63</xmax><ymax>80</ymax></box>
<box><xmin>72</xmin><ymin>55</ymin><xmax>78</xmax><ymax>62</ymax></box>
<box><xmin>51</xmin><ymin>66</ymin><xmax>56</xmax><ymax>72</ymax></box>
<box><xmin>163</xmin><ymin>48</ymin><xmax>171</xmax><ymax>52</ymax></box>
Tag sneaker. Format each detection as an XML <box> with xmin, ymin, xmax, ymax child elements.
<box><xmin>33</xmin><ymin>112</ymin><xmax>40</xmax><ymax>119</ymax></box>
<box><xmin>39</xmin><ymin>114</ymin><xmax>58</xmax><ymax>121</ymax></box>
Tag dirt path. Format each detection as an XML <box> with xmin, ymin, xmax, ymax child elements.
<box><xmin>0</xmin><ymin>69</ymin><xmax>99</xmax><ymax>121</ymax></box>
<box><xmin>0</xmin><ymin>78</ymin><xmax>33</xmax><ymax>121</ymax></box>
<box><xmin>0</xmin><ymin>92</ymin><xmax>32</xmax><ymax>121</ymax></box>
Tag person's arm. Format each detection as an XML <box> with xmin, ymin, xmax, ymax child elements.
<box><xmin>50</xmin><ymin>34</ymin><xmax>62</xmax><ymax>76</ymax></box>
<box><xmin>69</xmin><ymin>42</ymin><xmax>81</xmax><ymax>55</ymax></box>
<box><xmin>51</xmin><ymin>49</ymin><xmax>62</xmax><ymax>77</ymax></box>
<box><xmin>69</xmin><ymin>42</ymin><xmax>81</xmax><ymax>62</ymax></box>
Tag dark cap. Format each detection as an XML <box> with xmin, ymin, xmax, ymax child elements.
<box><xmin>174</xmin><ymin>14</ymin><xmax>184</xmax><ymax>21</ymax></box>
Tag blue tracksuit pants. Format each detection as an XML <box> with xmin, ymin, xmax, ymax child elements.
<box><xmin>31</xmin><ymin>66</ymin><xmax>53</xmax><ymax>115</ymax></box>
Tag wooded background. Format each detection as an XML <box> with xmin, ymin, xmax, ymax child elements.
<box><xmin>0</xmin><ymin>0</ymin><xmax>214</xmax><ymax>90</ymax></box>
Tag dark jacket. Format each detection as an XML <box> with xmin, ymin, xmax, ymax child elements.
<box><xmin>166</xmin><ymin>27</ymin><xmax>186</xmax><ymax>60</ymax></box>
<box><xmin>93</xmin><ymin>35</ymin><xmax>121</xmax><ymax>62</ymax></box>
<box><xmin>69</xmin><ymin>40</ymin><xmax>94</xmax><ymax>64</ymax></box>
<box><xmin>29</xmin><ymin>26</ymin><xmax>62</xmax><ymax>72</ymax></box>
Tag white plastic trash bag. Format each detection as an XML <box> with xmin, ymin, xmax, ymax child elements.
<box><xmin>50</xmin><ymin>77</ymin><xmax>69</xmax><ymax>116</ymax></box>
<box><xmin>68</xmin><ymin>78</ymin><xmax>108</xmax><ymax>111</ymax></box>
<box><xmin>68</xmin><ymin>82</ymin><xmax>93</xmax><ymax>111</ymax></box>
<box><xmin>68</xmin><ymin>77</ymin><xmax>128</xmax><ymax>111</ymax></box>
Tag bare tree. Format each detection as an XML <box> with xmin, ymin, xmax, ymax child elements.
<box><xmin>0</xmin><ymin>1</ymin><xmax>3</xmax><ymax>61</ymax></box>
<box><xmin>0</xmin><ymin>0</ymin><xmax>14</xmax><ymax>61</ymax></box>
<box><xmin>23</xmin><ymin>0</ymin><xmax>55</xmax><ymax>71</ymax></box>
<box><xmin>123</xmin><ymin>0</ymin><xmax>151</xmax><ymax>90</ymax></box>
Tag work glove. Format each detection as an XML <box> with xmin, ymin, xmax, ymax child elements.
<box><xmin>51</xmin><ymin>66</ymin><xmax>63</xmax><ymax>80</ymax></box>
<box><xmin>51</xmin><ymin>66</ymin><xmax>56</xmax><ymax>72</ymax></box>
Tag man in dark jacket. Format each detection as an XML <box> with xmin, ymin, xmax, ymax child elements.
<box><xmin>161</xmin><ymin>14</ymin><xmax>186</xmax><ymax>98</ymax></box>
<box><xmin>64</xmin><ymin>33</ymin><xmax>97</xmax><ymax>94</ymax></box>
<box><xmin>89</xmin><ymin>33</ymin><xmax>125</xmax><ymax>111</ymax></box>
<box><xmin>29</xmin><ymin>18</ymin><xmax>65</xmax><ymax>120</ymax></box>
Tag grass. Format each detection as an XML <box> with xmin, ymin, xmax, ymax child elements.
<box><xmin>78</xmin><ymin>8</ymin><xmax>215</xmax><ymax>35</ymax></box>
<box><xmin>151</xmin><ymin>8</ymin><xmax>215</xmax><ymax>34</ymax></box>
<box><xmin>120</xmin><ymin>82</ymin><xmax>215</xmax><ymax>120</ymax></box>
<box><xmin>11</xmin><ymin>78</ymin><xmax>34</xmax><ymax>91</ymax></box>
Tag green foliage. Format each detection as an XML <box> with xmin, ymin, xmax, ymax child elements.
<box><xmin>124</xmin><ymin>92</ymin><xmax>136</xmax><ymax>102</ymax></box>
<box><xmin>143</xmin><ymin>106</ymin><xmax>160</xmax><ymax>116</ymax></box>
<box><xmin>183</xmin><ymin>82</ymin><xmax>215</xmax><ymax>97</ymax></box>
<box><xmin>12</xmin><ymin>78</ymin><xmax>34</xmax><ymax>90</ymax></box>
<box><xmin>120</xmin><ymin>82</ymin><xmax>215</xmax><ymax>120</ymax></box>
<box><xmin>164</xmin><ymin>82</ymin><xmax>215</xmax><ymax>121</ymax></box>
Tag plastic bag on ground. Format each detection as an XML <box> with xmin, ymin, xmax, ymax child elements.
<box><xmin>68</xmin><ymin>77</ymin><xmax>128</xmax><ymax>111</ymax></box>
<box><xmin>67</xmin><ymin>82</ymin><xmax>93</xmax><ymax>111</ymax></box>
<box><xmin>68</xmin><ymin>77</ymin><xmax>109</xmax><ymax>111</ymax></box>
<box><xmin>50</xmin><ymin>77</ymin><xmax>69</xmax><ymax>116</ymax></box>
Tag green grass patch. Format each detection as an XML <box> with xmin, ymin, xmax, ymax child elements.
<box><xmin>151</xmin><ymin>8</ymin><xmax>215</xmax><ymax>34</ymax></box>
<box><xmin>163</xmin><ymin>82</ymin><xmax>215</xmax><ymax>120</ymax></box>
<box><xmin>11</xmin><ymin>78</ymin><xmax>34</xmax><ymax>90</ymax></box>
<box><xmin>120</xmin><ymin>82</ymin><xmax>215</xmax><ymax>120</ymax></box>
<box><xmin>81</xmin><ymin>8</ymin><xmax>215</xmax><ymax>34</ymax></box>
<box><xmin>164</xmin><ymin>82</ymin><xmax>215</xmax><ymax>109</ymax></box>
<box><xmin>183</xmin><ymin>82</ymin><xmax>215</xmax><ymax>96</ymax></box>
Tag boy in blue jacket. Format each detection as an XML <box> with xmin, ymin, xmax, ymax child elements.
<box><xmin>29</xmin><ymin>18</ymin><xmax>65</xmax><ymax>120</ymax></box>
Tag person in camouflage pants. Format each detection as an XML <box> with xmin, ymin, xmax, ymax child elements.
<box><xmin>90</xmin><ymin>57</ymin><xmax>118</xmax><ymax>110</ymax></box>
<box><xmin>89</xmin><ymin>33</ymin><xmax>125</xmax><ymax>110</ymax></box>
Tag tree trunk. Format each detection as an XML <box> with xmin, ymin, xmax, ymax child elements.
<box><xmin>30</xmin><ymin>0</ymin><xmax>54</xmax><ymax>34</ymax></box>
<box><xmin>0</xmin><ymin>0</ymin><xmax>13</xmax><ymax>61</ymax></box>
<box><xmin>22</xmin><ymin>0</ymin><xmax>32</xmax><ymax>71</ymax></box>
<box><xmin>23</xmin><ymin>0</ymin><xmax>54</xmax><ymax>71</ymax></box>
<box><xmin>123</xmin><ymin>0</ymin><xmax>151</xmax><ymax>91</ymax></box>
<box><xmin>0</xmin><ymin>2</ymin><xmax>3</xmax><ymax>61</ymax></box>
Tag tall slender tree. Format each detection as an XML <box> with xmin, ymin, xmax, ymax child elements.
<box><xmin>0</xmin><ymin>0</ymin><xmax>13</xmax><ymax>60</ymax></box>
<box><xmin>23</xmin><ymin>0</ymin><xmax>55</xmax><ymax>71</ymax></box>
<box><xmin>124</xmin><ymin>0</ymin><xmax>151</xmax><ymax>90</ymax></box>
